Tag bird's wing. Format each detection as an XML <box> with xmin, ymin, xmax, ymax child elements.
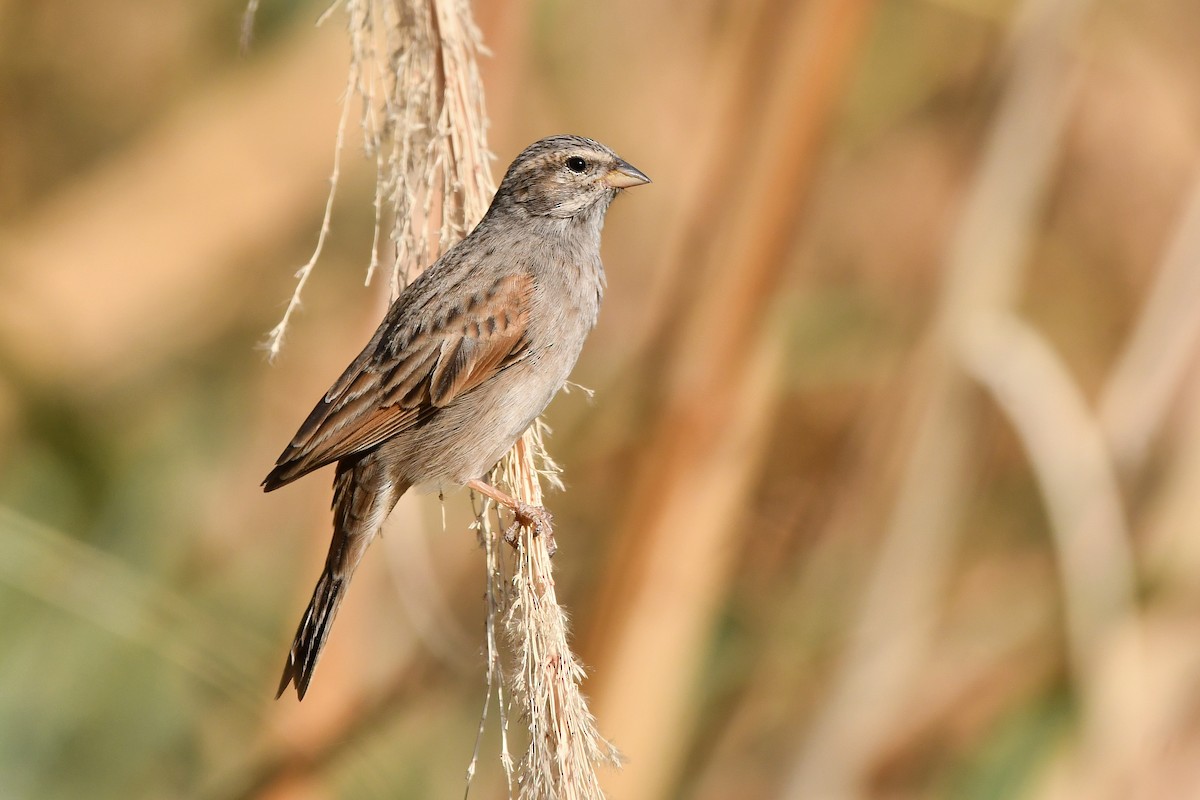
<box><xmin>263</xmin><ymin>271</ymin><xmax>534</xmax><ymax>490</ymax></box>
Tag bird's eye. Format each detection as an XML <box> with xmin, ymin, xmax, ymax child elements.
<box><xmin>566</xmin><ymin>156</ymin><xmax>588</xmax><ymax>173</ymax></box>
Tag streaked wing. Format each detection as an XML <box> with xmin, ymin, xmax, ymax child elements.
<box><xmin>263</xmin><ymin>272</ymin><xmax>534</xmax><ymax>490</ymax></box>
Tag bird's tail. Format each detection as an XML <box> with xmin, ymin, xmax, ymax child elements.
<box><xmin>276</xmin><ymin>566</ymin><xmax>347</xmax><ymax>700</ymax></box>
<box><xmin>276</xmin><ymin>455</ymin><xmax>407</xmax><ymax>700</ymax></box>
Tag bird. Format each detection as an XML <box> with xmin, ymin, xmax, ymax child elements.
<box><xmin>264</xmin><ymin>135</ymin><xmax>650</xmax><ymax>700</ymax></box>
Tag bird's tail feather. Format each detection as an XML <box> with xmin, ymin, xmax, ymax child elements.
<box><xmin>276</xmin><ymin>568</ymin><xmax>346</xmax><ymax>700</ymax></box>
<box><xmin>276</xmin><ymin>455</ymin><xmax>407</xmax><ymax>701</ymax></box>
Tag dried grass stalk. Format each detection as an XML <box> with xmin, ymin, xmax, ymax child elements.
<box><xmin>490</xmin><ymin>422</ymin><xmax>622</xmax><ymax>798</ymax></box>
<box><xmin>787</xmin><ymin>0</ymin><xmax>1096</xmax><ymax>794</ymax></box>
<box><xmin>251</xmin><ymin>0</ymin><xmax>616</xmax><ymax>795</ymax></box>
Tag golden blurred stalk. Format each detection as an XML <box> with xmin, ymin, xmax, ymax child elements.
<box><xmin>583</xmin><ymin>1</ymin><xmax>876</xmax><ymax>798</ymax></box>
<box><xmin>786</xmin><ymin>0</ymin><xmax>1138</xmax><ymax>797</ymax></box>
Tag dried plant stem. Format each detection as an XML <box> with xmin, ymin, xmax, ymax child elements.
<box><xmin>254</xmin><ymin>0</ymin><xmax>612</xmax><ymax>795</ymax></box>
<box><xmin>786</xmin><ymin>0</ymin><xmax>1095</xmax><ymax>795</ymax></box>
<box><xmin>238</xmin><ymin>0</ymin><xmax>260</xmax><ymax>54</ymax></box>
<box><xmin>466</xmin><ymin>496</ymin><xmax>514</xmax><ymax>798</ymax></box>
<box><xmin>263</xmin><ymin>64</ymin><xmax>356</xmax><ymax>360</ymax></box>
<box><xmin>584</xmin><ymin>1</ymin><xmax>874</xmax><ymax>797</ymax></box>
<box><xmin>488</xmin><ymin>424</ymin><xmax>621</xmax><ymax>799</ymax></box>
<box><xmin>1098</xmin><ymin>172</ymin><xmax>1200</xmax><ymax>473</ymax></box>
<box><xmin>959</xmin><ymin>313</ymin><xmax>1146</xmax><ymax>787</ymax></box>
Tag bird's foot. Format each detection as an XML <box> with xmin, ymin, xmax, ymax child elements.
<box><xmin>467</xmin><ymin>478</ymin><xmax>557</xmax><ymax>557</ymax></box>
<box><xmin>503</xmin><ymin>503</ymin><xmax>556</xmax><ymax>556</ymax></box>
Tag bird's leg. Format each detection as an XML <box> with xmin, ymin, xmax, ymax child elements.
<box><xmin>466</xmin><ymin>478</ymin><xmax>556</xmax><ymax>556</ymax></box>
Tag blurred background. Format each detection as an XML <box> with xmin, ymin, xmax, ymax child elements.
<box><xmin>2</xmin><ymin>0</ymin><xmax>1200</xmax><ymax>797</ymax></box>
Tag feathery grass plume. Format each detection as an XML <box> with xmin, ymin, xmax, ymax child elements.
<box><xmin>490</xmin><ymin>419</ymin><xmax>622</xmax><ymax>798</ymax></box>
<box><xmin>263</xmin><ymin>0</ymin><xmax>453</xmax><ymax>361</ymax></box>
<box><xmin>249</xmin><ymin>0</ymin><xmax>618</xmax><ymax>794</ymax></box>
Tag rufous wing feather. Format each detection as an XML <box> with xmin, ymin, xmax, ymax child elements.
<box><xmin>263</xmin><ymin>272</ymin><xmax>534</xmax><ymax>491</ymax></box>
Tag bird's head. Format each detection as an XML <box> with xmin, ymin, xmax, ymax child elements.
<box><xmin>493</xmin><ymin>135</ymin><xmax>651</xmax><ymax>222</ymax></box>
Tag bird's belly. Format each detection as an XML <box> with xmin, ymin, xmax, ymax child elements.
<box><xmin>378</xmin><ymin>349</ymin><xmax>574</xmax><ymax>490</ymax></box>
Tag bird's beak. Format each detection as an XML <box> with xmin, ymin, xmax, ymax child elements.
<box><xmin>605</xmin><ymin>159</ymin><xmax>652</xmax><ymax>189</ymax></box>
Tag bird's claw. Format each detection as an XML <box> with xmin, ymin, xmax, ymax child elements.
<box><xmin>503</xmin><ymin>503</ymin><xmax>556</xmax><ymax>557</ymax></box>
